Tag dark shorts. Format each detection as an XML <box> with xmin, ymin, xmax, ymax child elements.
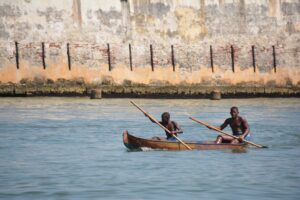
<box><xmin>167</xmin><ymin>137</ymin><xmax>177</xmax><ymax>141</ymax></box>
<box><xmin>221</xmin><ymin>134</ymin><xmax>251</xmax><ymax>143</ymax></box>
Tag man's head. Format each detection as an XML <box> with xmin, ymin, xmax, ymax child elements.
<box><xmin>230</xmin><ymin>107</ymin><xmax>239</xmax><ymax>119</ymax></box>
<box><xmin>161</xmin><ymin>112</ymin><xmax>170</xmax><ymax>123</ymax></box>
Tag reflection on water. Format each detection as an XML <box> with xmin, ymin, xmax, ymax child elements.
<box><xmin>0</xmin><ymin>97</ymin><xmax>299</xmax><ymax>200</ymax></box>
<box><xmin>230</xmin><ymin>148</ymin><xmax>248</xmax><ymax>154</ymax></box>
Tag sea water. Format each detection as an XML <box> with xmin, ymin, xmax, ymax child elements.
<box><xmin>0</xmin><ymin>97</ymin><xmax>299</xmax><ymax>200</ymax></box>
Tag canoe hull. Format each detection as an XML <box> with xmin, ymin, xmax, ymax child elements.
<box><xmin>123</xmin><ymin>130</ymin><xmax>247</xmax><ymax>151</ymax></box>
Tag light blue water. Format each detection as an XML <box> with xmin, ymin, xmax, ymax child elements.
<box><xmin>0</xmin><ymin>98</ymin><xmax>299</xmax><ymax>200</ymax></box>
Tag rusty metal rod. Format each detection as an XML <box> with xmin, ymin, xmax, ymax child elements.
<box><xmin>42</xmin><ymin>42</ymin><xmax>46</xmax><ymax>69</ymax></box>
<box><xmin>210</xmin><ymin>45</ymin><xmax>214</xmax><ymax>73</ymax></box>
<box><xmin>129</xmin><ymin>43</ymin><xmax>132</xmax><ymax>71</ymax></box>
<box><xmin>67</xmin><ymin>43</ymin><xmax>71</xmax><ymax>71</ymax></box>
<box><xmin>231</xmin><ymin>45</ymin><xmax>235</xmax><ymax>73</ymax></box>
<box><xmin>171</xmin><ymin>45</ymin><xmax>175</xmax><ymax>72</ymax></box>
<box><xmin>150</xmin><ymin>44</ymin><xmax>154</xmax><ymax>71</ymax></box>
<box><xmin>15</xmin><ymin>41</ymin><xmax>19</xmax><ymax>69</ymax></box>
<box><xmin>107</xmin><ymin>43</ymin><xmax>111</xmax><ymax>71</ymax></box>
<box><xmin>272</xmin><ymin>45</ymin><xmax>276</xmax><ymax>73</ymax></box>
<box><xmin>252</xmin><ymin>45</ymin><xmax>256</xmax><ymax>73</ymax></box>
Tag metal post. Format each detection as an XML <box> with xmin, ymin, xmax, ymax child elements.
<box><xmin>67</xmin><ymin>43</ymin><xmax>71</xmax><ymax>71</ymax></box>
<box><xmin>15</xmin><ymin>41</ymin><xmax>19</xmax><ymax>69</ymax></box>
<box><xmin>107</xmin><ymin>43</ymin><xmax>111</xmax><ymax>71</ymax></box>
<box><xmin>129</xmin><ymin>43</ymin><xmax>132</xmax><ymax>71</ymax></box>
<box><xmin>210</xmin><ymin>45</ymin><xmax>214</xmax><ymax>73</ymax></box>
<box><xmin>252</xmin><ymin>45</ymin><xmax>256</xmax><ymax>73</ymax></box>
<box><xmin>171</xmin><ymin>45</ymin><xmax>175</xmax><ymax>72</ymax></box>
<box><xmin>150</xmin><ymin>44</ymin><xmax>154</xmax><ymax>71</ymax></box>
<box><xmin>42</xmin><ymin>42</ymin><xmax>46</xmax><ymax>69</ymax></box>
<box><xmin>231</xmin><ymin>45</ymin><xmax>235</xmax><ymax>72</ymax></box>
<box><xmin>272</xmin><ymin>45</ymin><xmax>276</xmax><ymax>73</ymax></box>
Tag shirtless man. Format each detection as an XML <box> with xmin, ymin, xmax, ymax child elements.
<box><xmin>215</xmin><ymin>107</ymin><xmax>250</xmax><ymax>144</ymax></box>
<box><xmin>146</xmin><ymin>112</ymin><xmax>183</xmax><ymax>140</ymax></box>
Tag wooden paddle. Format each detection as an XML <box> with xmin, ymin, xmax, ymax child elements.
<box><xmin>130</xmin><ymin>101</ymin><xmax>192</xmax><ymax>150</ymax></box>
<box><xmin>189</xmin><ymin>117</ymin><xmax>268</xmax><ymax>148</ymax></box>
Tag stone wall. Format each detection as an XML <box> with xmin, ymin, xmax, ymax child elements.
<box><xmin>0</xmin><ymin>0</ymin><xmax>299</xmax><ymax>88</ymax></box>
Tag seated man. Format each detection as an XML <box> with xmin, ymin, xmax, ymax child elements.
<box><xmin>146</xmin><ymin>112</ymin><xmax>183</xmax><ymax>140</ymax></box>
<box><xmin>215</xmin><ymin>107</ymin><xmax>250</xmax><ymax>144</ymax></box>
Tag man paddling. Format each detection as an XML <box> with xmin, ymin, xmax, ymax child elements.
<box><xmin>214</xmin><ymin>107</ymin><xmax>250</xmax><ymax>144</ymax></box>
<box><xmin>145</xmin><ymin>112</ymin><xmax>183</xmax><ymax>140</ymax></box>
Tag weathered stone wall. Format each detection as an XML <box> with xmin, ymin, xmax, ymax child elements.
<box><xmin>0</xmin><ymin>0</ymin><xmax>299</xmax><ymax>87</ymax></box>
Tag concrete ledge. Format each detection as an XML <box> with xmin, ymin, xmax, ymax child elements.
<box><xmin>0</xmin><ymin>83</ymin><xmax>299</xmax><ymax>98</ymax></box>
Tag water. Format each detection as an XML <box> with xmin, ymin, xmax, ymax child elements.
<box><xmin>0</xmin><ymin>97</ymin><xmax>299</xmax><ymax>200</ymax></box>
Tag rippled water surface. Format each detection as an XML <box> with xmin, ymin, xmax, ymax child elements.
<box><xmin>0</xmin><ymin>97</ymin><xmax>299</xmax><ymax>200</ymax></box>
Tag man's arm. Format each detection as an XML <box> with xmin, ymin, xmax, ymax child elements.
<box><xmin>240</xmin><ymin>118</ymin><xmax>250</xmax><ymax>139</ymax></box>
<box><xmin>206</xmin><ymin>118</ymin><xmax>229</xmax><ymax>130</ymax></box>
<box><xmin>219</xmin><ymin>118</ymin><xmax>230</xmax><ymax>130</ymax></box>
<box><xmin>171</xmin><ymin>121</ymin><xmax>183</xmax><ymax>134</ymax></box>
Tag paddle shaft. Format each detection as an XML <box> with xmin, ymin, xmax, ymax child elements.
<box><xmin>189</xmin><ymin>117</ymin><xmax>267</xmax><ymax>148</ymax></box>
<box><xmin>130</xmin><ymin>101</ymin><xmax>192</xmax><ymax>150</ymax></box>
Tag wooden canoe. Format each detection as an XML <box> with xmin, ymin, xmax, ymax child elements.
<box><xmin>123</xmin><ymin>130</ymin><xmax>247</xmax><ymax>151</ymax></box>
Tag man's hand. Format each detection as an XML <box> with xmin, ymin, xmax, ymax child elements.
<box><xmin>170</xmin><ymin>130</ymin><xmax>177</xmax><ymax>135</ymax></box>
<box><xmin>238</xmin><ymin>136</ymin><xmax>244</xmax><ymax>142</ymax></box>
